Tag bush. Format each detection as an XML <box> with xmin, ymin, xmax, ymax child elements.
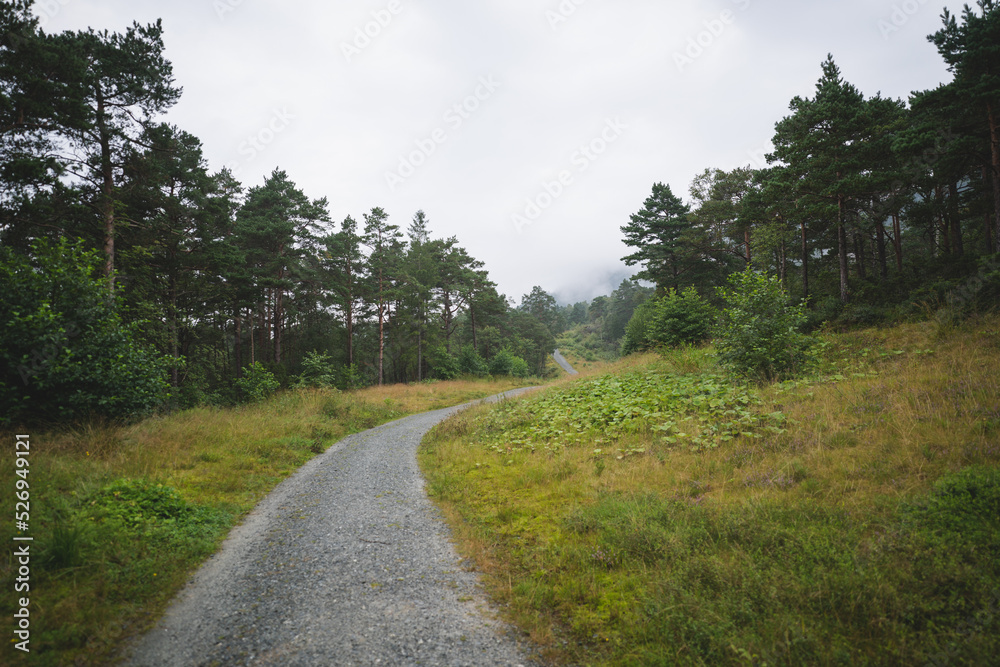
<box><xmin>432</xmin><ymin>349</ymin><xmax>461</xmax><ymax>380</ymax></box>
<box><xmin>234</xmin><ymin>362</ymin><xmax>280</xmax><ymax>403</ymax></box>
<box><xmin>620</xmin><ymin>300</ymin><xmax>656</xmax><ymax>355</ymax></box>
<box><xmin>336</xmin><ymin>363</ymin><xmax>364</xmax><ymax>390</ymax></box>
<box><xmin>489</xmin><ymin>348</ymin><xmax>530</xmax><ymax>377</ymax></box>
<box><xmin>295</xmin><ymin>351</ymin><xmax>338</xmax><ymax>388</ymax></box>
<box><xmin>648</xmin><ymin>287</ymin><xmax>717</xmax><ymax>347</ymax></box>
<box><xmin>714</xmin><ymin>267</ymin><xmax>812</xmax><ymax>382</ymax></box>
<box><xmin>621</xmin><ymin>287</ymin><xmax>717</xmax><ymax>354</ymax></box>
<box><xmin>0</xmin><ymin>238</ymin><xmax>168</xmax><ymax>426</ymax></box>
<box><xmin>458</xmin><ymin>344</ymin><xmax>489</xmax><ymax>377</ymax></box>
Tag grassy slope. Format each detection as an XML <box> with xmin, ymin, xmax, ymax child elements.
<box><xmin>0</xmin><ymin>377</ymin><xmax>531</xmax><ymax>666</ymax></box>
<box><xmin>420</xmin><ymin>317</ymin><xmax>1000</xmax><ymax>666</ymax></box>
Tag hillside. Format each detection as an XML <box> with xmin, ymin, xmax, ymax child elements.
<box><xmin>420</xmin><ymin>315</ymin><xmax>1000</xmax><ymax>666</ymax></box>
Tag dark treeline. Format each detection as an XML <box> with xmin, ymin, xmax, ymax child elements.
<box><xmin>621</xmin><ymin>3</ymin><xmax>1000</xmax><ymax>326</ymax></box>
<box><xmin>0</xmin><ymin>1</ymin><xmax>555</xmax><ymax>424</ymax></box>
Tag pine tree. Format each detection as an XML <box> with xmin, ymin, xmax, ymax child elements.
<box><xmin>621</xmin><ymin>182</ymin><xmax>693</xmax><ymax>291</ymax></box>
<box><xmin>235</xmin><ymin>169</ymin><xmax>329</xmax><ymax>366</ymax></box>
<box><xmin>323</xmin><ymin>215</ymin><xmax>366</xmax><ymax>368</ymax></box>
<box><xmin>930</xmin><ymin>0</ymin><xmax>1000</xmax><ymax>249</ymax></box>
<box><xmin>60</xmin><ymin>20</ymin><xmax>181</xmax><ymax>291</ymax></box>
<box><xmin>363</xmin><ymin>206</ymin><xmax>404</xmax><ymax>385</ymax></box>
<box><xmin>770</xmin><ymin>55</ymin><xmax>870</xmax><ymax>303</ymax></box>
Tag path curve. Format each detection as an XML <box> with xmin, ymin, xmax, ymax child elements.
<box><xmin>551</xmin><ymin>349</ymin><xmax>579</xmax><ymax>375</ymax></box>
<box><xmin>122</xmin><ymin>389</ymin><xmax>540</xmax><ymax>667</ymax></box>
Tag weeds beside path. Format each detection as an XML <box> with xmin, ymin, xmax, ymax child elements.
<box><xmin>122</xmin><ymin>388</ymin><xmax>541</xmax><ymax>666</ymax></box>
<box><xmin>0</xmin><ymin>378</ymin><xmax>533</xmax><ymax>666</ymax></box>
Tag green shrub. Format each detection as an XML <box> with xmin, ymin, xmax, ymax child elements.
<box><xmin>432</xmin><ymin>350</ymin><xmax>461</xmax><ymax>380</ymax></box>
<box><xmin>620</xmin><ymin>300</ymin><xmax>656</xmax><ymax>355</ymax></box>
<box><xmin>295</xmin><ymin>351</ymin><xmax>338</xmax><ymax>388</ymax></box>
<box><xmin>458</xmin><ymin>344</ymin><xmax>489</xmax><ymax>377</ymax></box>
<box><xmin>489</xmin><ymin>348</ymin><xmax>530</xmax><ymax>377</ymax></box>
<box><xmin>648</xmin><ymin>287</ymin><xmax>716</xmax><ymax>347</ymax></box>
<box><xmin>622</xmin><ymin>288</ymin><xmax>717</xmax><ymax>354</ymax></box>
<box><xmin>714</xmin><ymin>267</ymin><xmax>812</xmax><ymax>382</ymax></box>
<box><xmin>336</xmin><ymin>363</ymin><xmax>364</xmax><ymax>390</ymax></box>
<box><xmin>0</xmin><ymin>238</ymin><xmax>168</xmax><ymax>426</ymax></box>
<box><xmin>234</xmin><ymin>362</ymin><xmax>280</xmax><ymax>403</ymax></box>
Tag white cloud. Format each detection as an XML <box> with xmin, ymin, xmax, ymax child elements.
<box><xmin>39</xmin><ymin>0</ymin><xmax>964</xmax><ymax>301</ymax></box>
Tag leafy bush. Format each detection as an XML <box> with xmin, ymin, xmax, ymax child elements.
<box><xmin>432</xmin><ymin>349</ymin><xmax>461</xmax><ymax>380</ymax></box>
<box><xmin>458</xmin><ymin>344</ymin><xmax>489</xmax><ymax>377</ymax></box>
<box><xmin>295</xmin><ymin>351</ymin><xmax>338</xmax><ymax>388</ymax></box>
<box><xmin>0</xmin><ymin>238</ymin><xmax>168</xmax><ymax>425</ymax></box>
<box><xmin>649</xmin><ymin>287</ymin><xmax>716</xmax><ymax>347</ymax></box>
<box><xmin>620</xmin><ymin>300</ymin><xmax>656</xmax><ymax>355</ymax></box>
<box><xmin>489</xmin><ymin>348</ymin><xmax>530</xmax><ymax>377</ymax></box>
<box><xmin>336</xmin><ymin>363</ymin><xmax>364</xmax><ymax>390</ymax></box>
<box><xmin>714</xmin><ymin>267</ymin><xmax>812</xmax><ymax>382</ymax></box>
<box><xmin>622</xmin><ymin>288</ymin><xmax>717</xmax><ymax>354</ymax></box>
<box><xmin>234</xmin><ymin>362</ymin><xmax>280</xmax><ymax>403</ymax></box>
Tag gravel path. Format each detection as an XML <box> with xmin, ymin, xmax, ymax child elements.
<box><xmin>122</xmin><ymin>389</ymin><xmax>540</xmax><ymax>667</ymax></box>
<box><xmin>551</xmin><ymin>349</ymin><xmax>578</xmax><ymax>376</ymax></box>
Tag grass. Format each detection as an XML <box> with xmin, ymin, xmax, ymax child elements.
<box><xmin>419</xmin><ymin>315</ymin><xmax>1000</xmax><ymax>666</ymax></box>
<box><xmin>0</xmin><ymin>376</ymin><xmax>531</xmax><ymax>666</ymax></box>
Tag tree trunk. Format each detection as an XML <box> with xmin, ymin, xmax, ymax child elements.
<box><xmin>744</xmin><ymin>228</ymin><xmax>751</xmax><ymax>267</ymax></box>
<box><xmin>377</xmin><ymin>267</ymin><xmax>385</xmax><ymax>386</ymax></box>
<box><xmin>838</xmin><ymin>195</ymin><xmax>849</xmax><ymax>303</ymax></box>
<box><xmin>274</xmin><ymin>286</ymin><xmax>283</xmax><ymax>365</ymax></box>
<box><xmin>346</xmin><ymin>267</ymin><xmax>354</xmax><ymax>367</ymax></box>
<box><xmin>892</xmin><ymin>213</ymin><xmax>903</xmax><ymax>272</ymax></box>
<box><xmin>235</xmin><ymin>313</ymin><xmax>243</xmax><ymax>378</ymax></box>
<box><xmin>854</xmin><ymin>232</ymin><xmax>867</xmax><ymax>281</ymax></box>
<box><xmin>876</xmin><ymin>221</ymin><xmax>888</xmax><ymax>279</ymax></box>
<box><xmin>987</xmin><ymin>101</ymin><xmax>1000</xmax><ymax>249</ymax></box>
<box><xmin>470</xmin><ymin>302</ymin><xmax>478</xmax><ymax>351</ymax></box>
<box><xmin>417</xmin><ymin>325</ymin><xmax>422</xmax><ymax>382</ymax></box>
<box><xmin>169</xmin><ymin>273</ymin><xmax>179</xmax><ymax>388</ymax></box>
<box><xmin>779</xmin><ymin>241</ymin><xmax>786</xmax><ymax>288</ymax></box>
<box><xmin>260</xmin><ymin>303</ymin><xmax>268</xmax><ymax>363</ymax></box>
<box><xmin>984</xmin><ymin>165</ymin><xmax>995</xmax><ymax>254</ymax></box>
<box><xmin>801</xmin><ymin>219</ymin><xmax>809</xmax><ymax>304</ymax></box>
<box><xmin>96</xmin><ymin>87</ymin><xmax>116</xmax><ymax>293</ymax></box>
<box><xmin>249</xmin><ymin>308</ymin><xmax>255</xmax><ymax>366</ymax></box>
<box><xmin>939</xmin><ymin>213</ymin><xmax>950</xmax><ymax>256</ymax></box>
<box><xmin>948</xmin><ymin>182</ymin><xmax>964</xmax><ymax>257</ymax></box>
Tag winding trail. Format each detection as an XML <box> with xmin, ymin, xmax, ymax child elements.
<box><xmin>122</xmin><ymin>389</ymin><xmax>539</xmax><ymax>667</ymax></box>
<box><xmin>551</xmin><ymin>349</ymin><xmax>579</xmax><ymax>376</ymax></box>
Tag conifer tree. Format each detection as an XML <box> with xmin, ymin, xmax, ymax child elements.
<box><xmin>621</xmin><ymin>182</ymin><xmax>692</xmax><ymax>292</ymax></box>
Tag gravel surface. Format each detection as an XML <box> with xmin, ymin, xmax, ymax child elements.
<box><xmin>551</xmin><ymin>350</ymin><xmax>578</xmax><ymax>376</ymax></box>
<box><xmin>121</xmin><ymin>389</ymin><xmax>541</xmax><ymax>667</ymax></box>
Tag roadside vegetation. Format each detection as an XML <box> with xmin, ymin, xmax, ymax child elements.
<box><xmin>0</xmin><ymin>377</ymin><xmax>530</xmax><ymax>666</ymax></box>
<box><xmin>420</xmin><ymin>314</ymin><xmax>1000</xmax><ymax>665</ymax></box>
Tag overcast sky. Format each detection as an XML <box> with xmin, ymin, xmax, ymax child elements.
<box><xmin>39</xmin><ymin>0</ymin><xmax>966</xmax><ymax>305</ymax></box>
